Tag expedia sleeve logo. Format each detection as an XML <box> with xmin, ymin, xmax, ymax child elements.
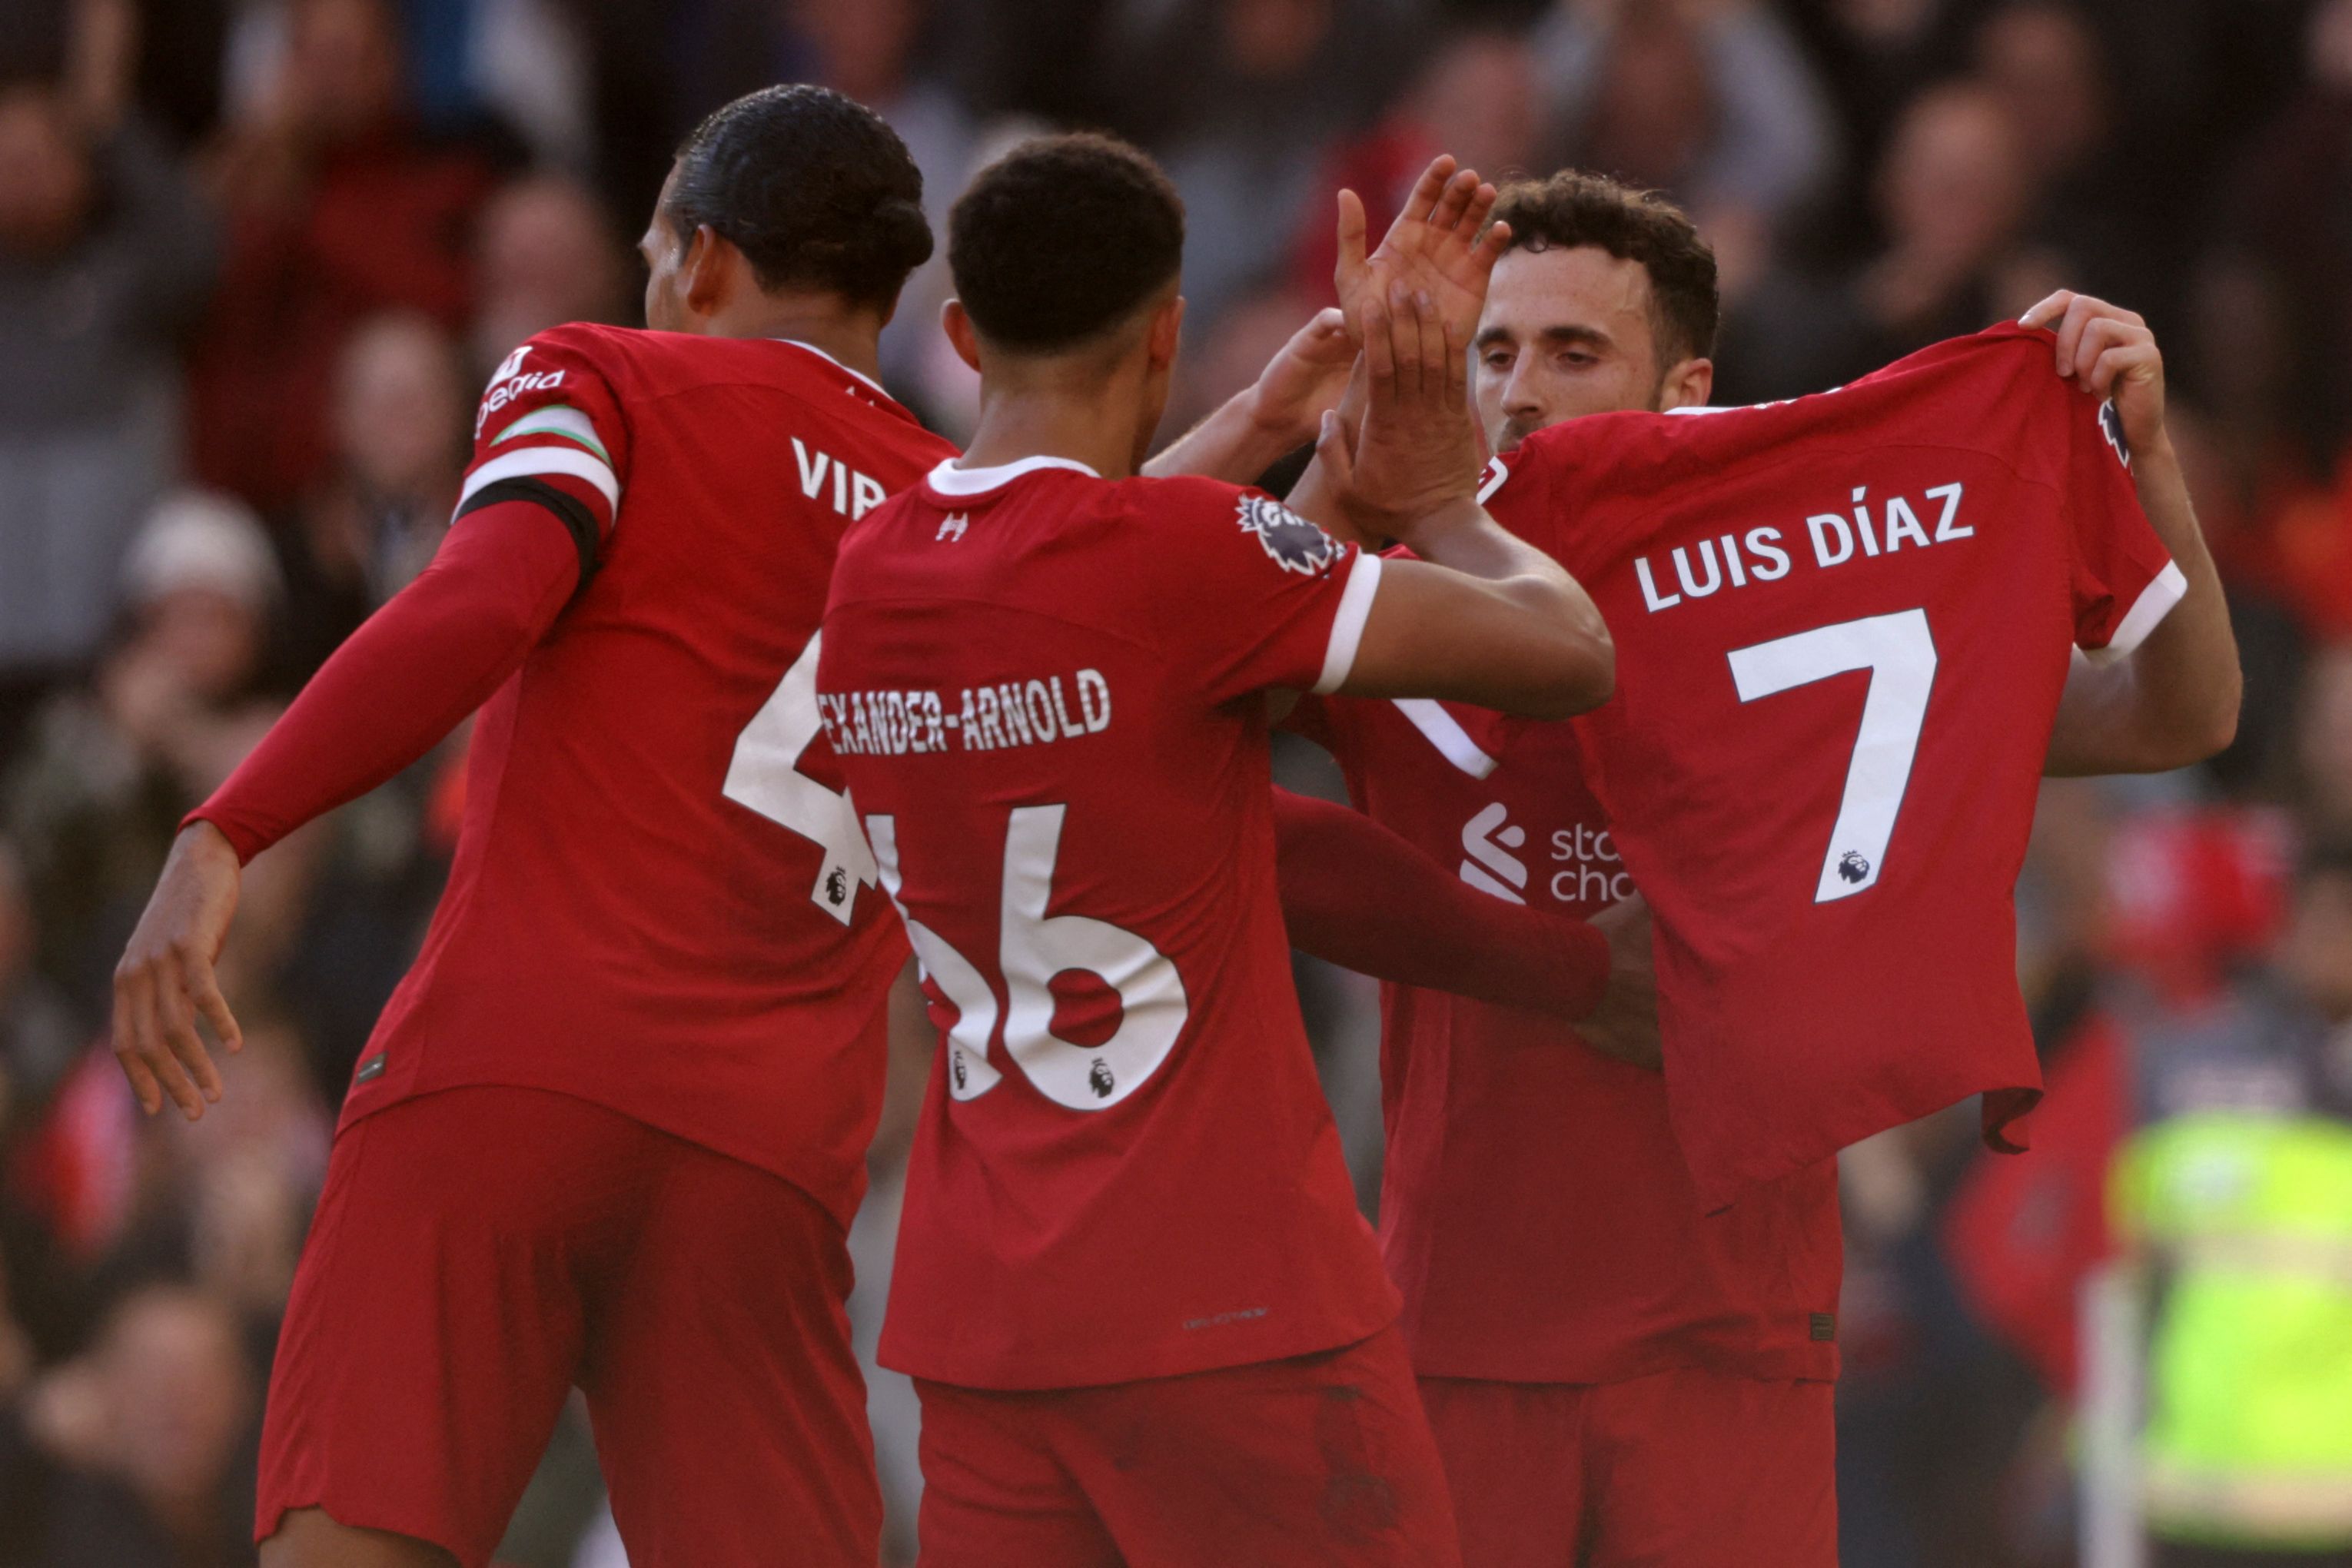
<box><xmin>1237</xmin><ymin>493</ymin><xmax>1340</xmax><ymax>576</ymax></box>
<box><xmin>2098</xmin><ymin>399</ymin><xmax>2131</xmax><ymax>471</ymax></box>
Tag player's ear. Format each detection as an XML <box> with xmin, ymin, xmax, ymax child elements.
<box><xmin>1660</xmin><ymin>356</ymin><xmax>1713</xmax><ymax>412</ymax></box>
<box><xmin>681</xmin><ymin>224</ymin><xmax>729</xmax><ymax>318</ymax></box>
<box><xmin>942</xmin><ymin>300</ymin><xmax>982</xmax><ymax>374</ymax></box>
<box><xmin>1145</xmin><ymin>294</ymin><xmax>1185</xmax><ymax>371</ymax></box>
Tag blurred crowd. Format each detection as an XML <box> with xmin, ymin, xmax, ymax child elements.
<box><xmin>1</xmin><ymin>0</ymin><xmax>2348</xmax><ymax>1563</ymax></box>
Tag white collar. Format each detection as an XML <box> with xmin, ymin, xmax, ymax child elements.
<box><xmin>772</xmin><ymin>338</ymin><xmax>892</xmax><ymax>399</ymax></box>
<box><xmin>925</xmin><ymin>454</ymin><xmax>1101</xmax><ymax>497</ymax></box>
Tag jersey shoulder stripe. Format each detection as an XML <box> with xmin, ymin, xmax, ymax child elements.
<box><xmin>461</xmin><ymin>443</ymin><xmax>620</xmax><ymax>513</ymax></box>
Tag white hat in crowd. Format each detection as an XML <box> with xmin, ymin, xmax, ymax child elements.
<box><xmin>120</xmin><ymin>489</ymin><xmax>282</xmax><ymax>614</ymax></box>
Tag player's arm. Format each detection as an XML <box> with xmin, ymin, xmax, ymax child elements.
<box><xmin>1321</xmin><ymin>286</ymin><xmax>1613</xmax><ymax>719</ymax></box>
<box><xmin>2026</xmin><ymin>292</ymin><xmax>2241</xmax><ymax>777</ymax></box>
<box><xmin>1273</xmin><ymin>786</ymin><xmax>1607</xmax><ymax>1018</ymax></box>
<box><xmin>1143</xmin><ymin>308</ymin><xmax>1353</xmax><ymax>484</ymax></box>
<box><xmin>112</xmin><ymin>335</ymin><xmax>626</xmax><ymax>1120</ymax></box>
<box><xmin>1271</xmin><ymin>787</ymin><xmax>1660</xmax><ymax>1065</ymax></box>
<box><xmin>111</xmin><ymin>501</ymin><xmax>586</xmax><ymax>1120</ymax></box>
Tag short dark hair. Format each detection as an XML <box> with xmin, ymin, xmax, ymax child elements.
<box><xmin>948</xmin><ymin>133</ymin><xmax>1184</xmax><ymax>352</ymax></box>
<box><xmin>666</xmin><ymin>85</ymin><xmax>932</xmax><ymax>309</ymax></box>
<box><xmin>1489</xmin><ymin>171</ymin><xmax>1719</xmax><ymax>366</ymax></box>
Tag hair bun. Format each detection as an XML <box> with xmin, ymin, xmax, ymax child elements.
<box><xmin>871</xmin><ymin>195</ymin><xmax>936</xmax><ymax>271</ymax></box>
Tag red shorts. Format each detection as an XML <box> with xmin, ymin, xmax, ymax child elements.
<box><xmin>1418</xmin><ymin>1368</ymin><xmax>1836</xmax><ymax>1568</ymax></box>
<box><xmin>257</xmin><ymin>1086</ymin><xmax>879</xmax><ymax>1568</ymax></box>
<box><xmin>914</xmin><ymin>1324</ymin><xmax>1460</xmax><ymax>1567</ymax></box>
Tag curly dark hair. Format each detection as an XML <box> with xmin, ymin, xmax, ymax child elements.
<box><xmin>948</xmin><ymin>133</ymin><xmax>1184</xmax><ymax>352</ymax></box>
<box><xmin>666</xmin><ymin>85</ymin><xmax>932</xmax><ymax>310</ymax></box>
<box><xmin>1490</xmin><ymin>172</ymin><xmax>1720</xmax><ymax>365</ymax></box>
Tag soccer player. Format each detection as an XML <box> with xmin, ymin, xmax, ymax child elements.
<box><xmin>108</xmin><ymin>85</ymin><xmax>955</xmax><ymax>1568</ymax></box>
<box><xmin>1284</xmin><ymin>171</ymin><xmax>2239</xmax><ymax>1567</ymax></box>
<box><xmin>816</xmin><ymin>134</ymin><xmax>1610</xmax><ymax>1565</ymax></box>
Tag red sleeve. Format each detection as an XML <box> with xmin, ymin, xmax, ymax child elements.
<box><xmin>460</xmin><ymin>326</ymin><xmax>633</xmax><ymax>578</ymax></box>
<box><xmin>186</xmin><ymin>501</ymin><xmax>582</xmax><ymax>862</ymax></box>
<box><xmin>2063</xmin><ymin>394</ymin><xmax>2183</xmax><ymax>664</ymax></box>
<box><xmin>1148</xmin><ymin>480</ymin><xmax>1386</xmax><ymax>706</ymax></box>
<box><xmin>1271</xmin><ymin>787</ymin><xmax>1610</xmax><ymax>1019</ymax></box>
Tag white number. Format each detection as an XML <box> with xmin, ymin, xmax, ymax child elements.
<box><xmin>869</xmin><ymin>815</ymin><xmax>1001</xmax><ymax>1099</ymax></box>
<box><xmin>864</xmin><ymin>803</ymin><xmax>1189</xmax><ymax>1111</ymax></box>
<box><xmin>723</xmin><ymin>630</ymin><xmax>878</xmax><ymax>925</ymax></box>
<box><xmin>1727</xmin><ymin>608</ymin><xmax>1937</xmax><ymax>903</ymax></box>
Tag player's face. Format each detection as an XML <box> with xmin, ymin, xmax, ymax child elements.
<box><xmin>1473</xmin><ymin>246</ymin><xmax>1675</xmax><ymax>451</ymax></box>
<box><xmin>639</xmin><ymin>168</ymin><xmax>692</xmax><ymax>334</ymax></box>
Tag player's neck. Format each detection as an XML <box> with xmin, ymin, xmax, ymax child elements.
<box><xmin>961</xmin><ymin>377</ymin><xmax>1148</xmax><ymax>482</ymax></box>
<box><xmin>701</xmin><ymin>297</ymin><xmax>886</xmax><ymax>385</ymax></box>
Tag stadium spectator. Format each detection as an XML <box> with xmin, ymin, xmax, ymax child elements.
<box><xmin>6</xmin><ymin>1284</ymin><xmax>260</xmax><ymax>1566</ymax></box>
<box><xmin>468</xmin><ymin>174</ymin><xmax>627</xmax><ymax>381</ymax></box>
<box><xmin>2295</xmin><ymin>646</ymin><xmax>2352</xmax><ymax>839</ymax></box>
<box><xmin>1530</xmin><ymin>0</ymin><xmax>1839</xmax><ymax>231</ymax></box>
<box><xmin>187</xmin><ymin>0</ymin><xmax>494</xmax><ymax>513</ymax></box>
<box><xmin>0</xmin><ymin>48</ymin><xmax>217</xmax><ymax>754</ymax></box>
<box><xmin>2232</xmin><ymin>0</ymin><xmax>2352</xmax><ymax>462</ymax></box>
<box><xmin>1718</xmin><ymin>80</ymin><xmax>2050</xmax><ymax>402</ymax></box>
<box><xmin>4</xmin><ymin>491</ymin><xmax>281</xmax><ymax>1012</ymax></box>
<box><xmin>0</xmin><ymin>839</ymin><xmax>80</xmax><ymax>1140</ymax></box>
<box><xmin>273</xmin><ymin>311</ymin><xmax>470</xmax><ymax>686</ymax></box>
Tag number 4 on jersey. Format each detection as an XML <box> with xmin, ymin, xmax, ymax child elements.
<box><xmin>723</xmin><ymin>631</ymin><xmax>879</xmax><ymax>925</ymax></box>
<box><xmin>1728</xmin><ymin>609</ymin><xmax>1938</xmax><ymax>903</ymax></box>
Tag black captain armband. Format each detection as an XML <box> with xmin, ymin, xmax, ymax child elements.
<box><xmin>453</xmin><ymin>477</ymin><xmax>604</xmax><ymax>600</ymax></box>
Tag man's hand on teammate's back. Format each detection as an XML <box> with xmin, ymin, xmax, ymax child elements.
<box><xmin>112</xmin><ymin>822</ymin><xmax>244</xmax><ymax>1118</ymax></box>
<box><xmin>1574</xmin><ymin>894</ymin><xmax>1663</xmax><ymax>1071</ymax></box>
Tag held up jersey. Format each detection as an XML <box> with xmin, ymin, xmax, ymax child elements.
<box><xmin>1483</xmin><ymin>324</ymin><xmax>2184</xmax><ymax>1210</ymax></box>
<box><xmin>341</xmin><ymin>326</ymin><xmax>955</xmax><ymax>1227</ymax></box>
<box><xmin>819</xmin><ymin>457</ymin><xmax>1399</xmax><ymax>1390</ymax></box>
<box><xmin>1287</xmin><ymin>688</ymin><xmax>1841</xmax><ymax>1385</ymax></box>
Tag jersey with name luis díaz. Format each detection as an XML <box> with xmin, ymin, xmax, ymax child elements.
<box><xmin>1480</xmin><ymin>324</ymin><xmax>2184</xmax><ymax>1210</ymax></box>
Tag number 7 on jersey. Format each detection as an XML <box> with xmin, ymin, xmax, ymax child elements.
<box><xmin>1727</xmin><ymin>609</ymin><xmax>1938</xmax><ymax>903</ymax></box>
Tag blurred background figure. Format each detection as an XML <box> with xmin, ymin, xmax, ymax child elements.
<box><xmin>188</xmin><ymin>0</ymin><xmax>495</xmax><ymax>513</ymax></box>
<box><xmin>0</xmin><ymin>0</ymin><xmax>217</xmax><ymax>758</ymax></box>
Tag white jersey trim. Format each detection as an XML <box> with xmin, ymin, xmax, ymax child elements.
<box><xmin>459</xmin><ymin>444</ymin><xmax>620</xmax><ymax>513</ymax></box>
<box><xmin>1311</xmin><ymin>550</ymin><xmax>1384</xmax><ymax>695</ymax></box>
<box><xmin>1390</xmin><ymin>698</ymin><xmax>1500</xmax><ymax>779</ymax></box>
<box><xmin>773</xmin><ymin>338</ymin><xmax>893</xmax><ymax>400</ymax></box>
<box><xmin>2080</xmin><ymin>560</ymin><xmax>2188</xmax><ymax>667</ymax></box>
<box><xmin>925</xmin><ymin>454</ymin><xmax>1102</xmax><ymax>497</ymax></box>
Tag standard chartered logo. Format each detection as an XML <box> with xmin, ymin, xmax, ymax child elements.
<box><xmin>1459</xmin><ymin>802</ymin><xmax>1529</xmax><ymax>902</ymax></box>
<box><xmin>1457</xmin><ymin>805</ymin><xmax>1633</xmax><ymax>907</ymax></box>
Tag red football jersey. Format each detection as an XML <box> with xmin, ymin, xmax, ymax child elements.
<box><xmin>1288</xmin><ymin>689</ymin><xmax>1842</xmax><ymax>1384</ymax></box>
<box><xmin>1482</xmin><ymin>324</ymin><xmax>2183</xmax><ymax>1209</ymax></box>
<box><xmin>818</xmin><ymin>457</ymin><xmax>1399</xmax><ymax>1390</ymax></box>
<box><xmin>341</xmin><ymin>327</ymin><xmax>954</xmax><ymax>1227</ymax></box>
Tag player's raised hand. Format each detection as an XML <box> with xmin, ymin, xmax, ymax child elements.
<box><xmin>2021</xmin><ymin>290</ymin><xmax>2168</xmax><ymax>455</ymax></box>
<box><xmin>112</xmin><ymin>822</ymin><xmax>245</xmax><ymax>1120</ymax></box>
<box><xmin>1334</xmin><ymin>156</ymin><xmax>1512</xmax><ymax>352</ymax></box>
<box><xmin>1246</xmin><ymin>307</ymin><xmax>1357</xmax><ymax>448</ymax></box>
<box><xmin>1575</xmin><ymin>892</ymin><xmax>1660</xmax><ymax>1071</ymax></box>
<box><xmin>1335</xmin><ymin>282</ymin><xmax>1488</xmax><ymax>543</ymax></box>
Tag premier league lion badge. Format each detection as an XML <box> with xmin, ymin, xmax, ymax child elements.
<box><xmin>1237</xmin><ymin>493</ymin><xmax>1339</xmax><ymax>576</ymax></box>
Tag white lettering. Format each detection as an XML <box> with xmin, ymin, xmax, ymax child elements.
<box><xmin>1078</xmin><ymin>669</ymin><xmax>1112</xmax><ymax>731</ymax></box>
<box><xmin>1808</xmin><ymin>513</ymin><xmax>1855</xmax><ymax>566</ymax></box>
<box><xmin>1636</xmin><ymin>556</ymin><xmax>1681</xmax><ymax>612</ymax></box>
<box><xmin>793</xmin><ymin>437</ymin><xmax>829</xmax><ymax>500</ymax></box>
<box><xmin>1673</xmin><ymin>540</ymin><xmax>1723</xmax><ymax>599</ymax></box>
<box><xmin>1928</xmin><ymin>482</ymin><xmax>1971</xmax><ymax>540</ymax></box>
<box><xmin>1882</xmin><ymin>493</ymin><xmax>1930</xmax><ymax>553</ymax></box>
<box><xmin>1746</xmin><ymin>527</ymin><xmax>1791</xmax><ymax>580</ymax></box>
